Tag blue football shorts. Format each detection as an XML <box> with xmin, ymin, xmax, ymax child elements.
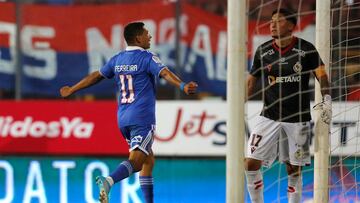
<box><xmin>119</xmin><ymin>124</ymin><xmax>155</xmax><ymax>155</ymax></box>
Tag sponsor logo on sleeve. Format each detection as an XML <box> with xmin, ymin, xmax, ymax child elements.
<box><xmin>152</xmin><ymin>55</ymin><xmax>165</xmax><ymax>67</ymax></box>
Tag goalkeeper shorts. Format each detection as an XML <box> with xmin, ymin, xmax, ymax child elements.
<box><xmin>246</xmin><ymin>116</ymin><xmax>311</xmax><ymax>167</ymax></box>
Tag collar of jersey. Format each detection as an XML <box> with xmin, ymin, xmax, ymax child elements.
<box><xmin>125</xmin><ymin>46</ymin><xmax>145</xmax><ymax>51</ymax></box>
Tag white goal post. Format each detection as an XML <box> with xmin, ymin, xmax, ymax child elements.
<box><xmin>314</xmin><ymin>0</ymin><xmax>331</xmax><ymax>202</ymax></box>
<box><xmin>226</xmin><ymin>0</ymin><xmax>246</xmax><ymax>203</ymax></box>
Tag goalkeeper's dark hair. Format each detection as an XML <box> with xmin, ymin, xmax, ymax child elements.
<box><xmin>272</xmin><ymin>8</ymin><xmax>297</xmax><ymax>25</ymax></box>
<box><xmin>124</xmin><ymin>22</ymin><xmax>145</xmax><ymax>44</ymax></box>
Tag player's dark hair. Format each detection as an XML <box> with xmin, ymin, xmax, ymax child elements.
<box><xmin>272</xmin><ymin>8</ymin><xmax>297</xmax><ymax>25</ymax></box>
<box><xmin>124</xmin><ymin>22</ymin><xmax>145</xmax><ymax>44</ymax></box>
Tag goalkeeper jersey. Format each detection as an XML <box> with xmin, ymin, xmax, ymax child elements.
<box><xmin>250</xmin><ymin>37</ymin><xmax>324</xmax><ymax>123</ymax></box>
<box><xmin>100</xmin><ymin>46</ymin><xmax>166</xmax><ymax>127</ymax></box>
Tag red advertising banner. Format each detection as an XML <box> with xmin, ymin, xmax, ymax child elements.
<box><xmin>0</xmin><ymin>101</ymin><xmax>128</xmax><ymax>155</ymax></box>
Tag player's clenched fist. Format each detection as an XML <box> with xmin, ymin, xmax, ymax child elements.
<box><xmin>184</xmin><ymin>81</ymin><xmax>198</xmax><ymax>95</ymax></box>
<box><xmin>60</xmin><ymin>86</ymin><xmax>73</xmax><ymax>98</ymax></box>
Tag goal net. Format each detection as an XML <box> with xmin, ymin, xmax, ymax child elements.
<box><xmin>245</xmin><ymin>0</ymin><xmax>360</xmax><ymax>202</ymax></box>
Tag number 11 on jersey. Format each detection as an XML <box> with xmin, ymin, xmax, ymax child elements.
<box><xmin>120</xmin><ymin>74</ymin><xmax>135</xmax><ymax>104</ymax></box>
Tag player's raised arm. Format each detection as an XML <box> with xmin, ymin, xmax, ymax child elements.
<box><xmin>159</xmin><ymin>67</ymin><xmax>198</xmax><ymax>95</ymax></box>
<box><xmin>60</xmin><ymin>70</ymin><xmax>104</xmax><ymax>98</ymax></box>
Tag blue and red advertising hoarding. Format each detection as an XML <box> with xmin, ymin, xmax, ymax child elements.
<box><xmin>0</xmin><ymin>2</ymin><xmax>315</xmax><ymax>97</ymax></box>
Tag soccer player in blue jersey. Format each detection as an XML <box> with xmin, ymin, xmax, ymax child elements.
<box><xmin>60</xmin><ymin>22</ymin><xmax>198</xmax><ymax>203</ymax></box>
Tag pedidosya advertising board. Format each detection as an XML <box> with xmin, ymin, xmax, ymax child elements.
<box><xmin>0</xmin><ymin>101</ymin><xmax>128</xmax><ymax>155</ymax></box>
<box><xmin>0</xmin><ymin>100</ymin><xmax>359</xmax><ymax>156</ymax></box>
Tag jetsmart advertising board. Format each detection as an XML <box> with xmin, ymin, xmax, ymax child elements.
<box><xmin>154</xmin><ymin>101</ymin><xmax>360</xmax><ymax>156</ymax></box>
<box><xmin>0</xmin><ymin>100</ymin><xmax>359</xmax><ymax>156</ymax></box>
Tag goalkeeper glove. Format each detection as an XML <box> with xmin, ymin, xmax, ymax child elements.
<box><xmin>313</xmin><ymin>94</ymin><xmax>332</xmax><ymax>125</ymax></box>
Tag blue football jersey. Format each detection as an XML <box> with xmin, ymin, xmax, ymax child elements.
<box><xmin>99</xmin><ymin>46</ymin><xmax>166</xmax><ymax>127</ymax></box>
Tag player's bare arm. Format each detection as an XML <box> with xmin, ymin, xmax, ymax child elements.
<box><xmin>313</xmin><ymin>65</ymin><xmax>331</xmax><ymax>96</ymax></box>
<box><xmin>247</xmin><ymin>74</ymin><xmax>258</xmax><ymax>101</ymax></box>
<box><xmin>60</xmin><ymin>71</ymin><xmax>104</xmax><ymax>98</ymax></box>
<box><xmin>159</xmin><ymin>67</ymin><xmax>198</xmax><ymax>95</ymax></box>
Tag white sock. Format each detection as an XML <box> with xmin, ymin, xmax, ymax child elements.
<box><xmin>287</xmin><ymin>174</ymin><xmax>302</xmax><ymax>203</ymax></box>
<box><xmin>106</xmin><ymin>176</ymin><xmax>114</xmax><ymax>186</ymax></box>
<box><xmin>245</xmin><ymin>170</ymin><xmax>264</xmax><ymax>203</ymax></box>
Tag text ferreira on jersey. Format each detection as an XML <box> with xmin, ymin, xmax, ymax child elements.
<box><xmin>60</xmin><ymin>21</ymin><xmax>197</xmax><ymax>203</ymax></box>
